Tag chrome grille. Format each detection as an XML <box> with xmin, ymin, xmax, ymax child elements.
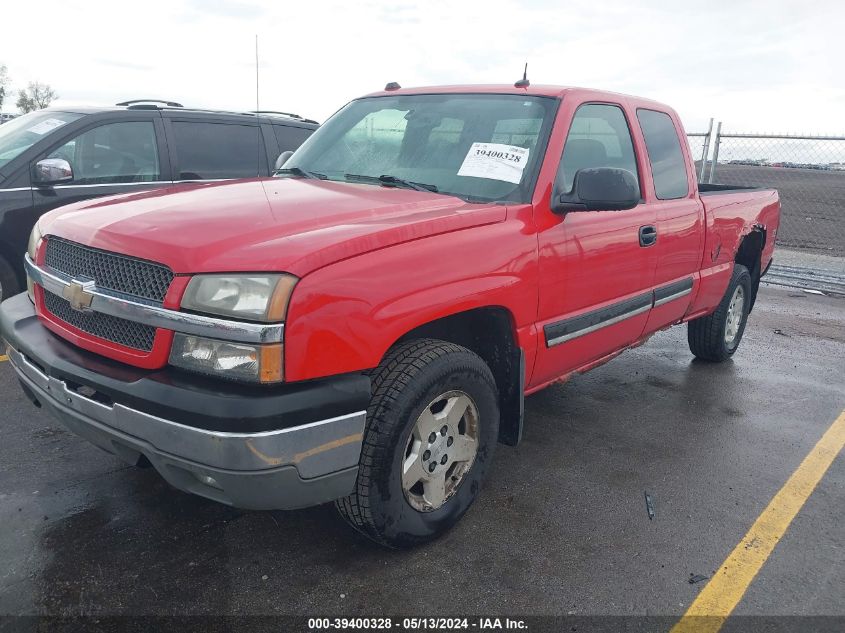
<box><xmin>43</xmin><ymin>291</ymin><xmax>156</xmax><ymax>352</ymax></box>
<box><xmin>45</xmin><ymin>237</ymin><xmax>174</xmax><ymax>303</ymax></box>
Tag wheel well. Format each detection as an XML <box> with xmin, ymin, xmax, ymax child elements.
<box><xmin>735</xmin><ymin>229</ymin><xmax>765</xmax><ymax>312</ymax></box>
<box><xmin>395</xmin><ymin>307</ymin><xmax>524</xmax><ymax>447</ymax></box>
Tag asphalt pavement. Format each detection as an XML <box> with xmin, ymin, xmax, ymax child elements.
<box><xmin>0</xmin><ymin>285</ymin><xmax>843</xmax><ymax>626</ymax></box>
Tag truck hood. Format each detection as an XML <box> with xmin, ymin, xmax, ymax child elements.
<box><xmin>39</xmin><ymin>178</ymin><xmax>505</xmax><ymax>276</ymax></box>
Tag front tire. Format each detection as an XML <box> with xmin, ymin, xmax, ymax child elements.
<box><xmin>336</xmin><ymin>339</ymin><xmax>499</xmax><ymax>548</ymax></box>
<box><xmin>688</xmin><ymin>264</ymin><xmax>752</xmax><ymax>362</ymax></box>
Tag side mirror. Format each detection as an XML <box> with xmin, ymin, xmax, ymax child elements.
<box><xmin>274</xmin><ymin>151</ymin><xmax>294</xmax><ymax>171</ymax></box>
<box><xmin>33</xmin><ymin>158</ymin><xmax>73</xmax><ymax>186</ymax></box>
<box><xmin>553</xmin><ymin>167</ymin><xmax>640</xmax><ymax>213</ymax></box>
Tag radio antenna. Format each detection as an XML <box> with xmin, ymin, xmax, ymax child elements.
<box><xmin>255</xmin><ymin>34</ymin><xmax>260</xmax><ymax>112</ymax></box>
<box><xmin>255</xmin><ymin>34</ymin><xmax>261</xmax><ymax>177</ymax></box>
<box><xmin>514</xmin><ymin>62</ymin><xmax>530</xmax><ymax>88</ymax></box>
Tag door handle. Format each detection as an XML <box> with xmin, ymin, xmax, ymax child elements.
<box><xmin>639</xmin><ymin>225</ymin><xmax>657</xmax><ymax>247</ymax></box>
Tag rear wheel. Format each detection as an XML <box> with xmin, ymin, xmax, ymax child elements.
<box><xmin>0</xmin><ymin>256</ymin><xmax>21</xmax><ymax>303</ymax></box>
<box><xmin>336</xmin><ymin>339</ymin><xmax>499</xmax><ymax>548</ymax></box>
<box><xmin>688</xmin><ymin>264</ymin><xmax>752</xmax><ymax>362</ymax></box>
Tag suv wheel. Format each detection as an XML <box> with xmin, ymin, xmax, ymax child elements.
<box><xmin>336</xmin><ymin>339</ymin><xmax>499</xmax><ymax>548</ymax></box>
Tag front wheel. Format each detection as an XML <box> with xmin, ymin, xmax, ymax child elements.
<box><xmin>336</xmin><ymin>339</ymin><xmax>499</xmax><ymax>548</ymax></box>
<box><xmin>688</xmin><ymin>264</ymin><xmax>752</xmax><ymax>362</ymax></box>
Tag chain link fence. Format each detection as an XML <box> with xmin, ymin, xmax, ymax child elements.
<box><xmin>687</xmin><ymin>130</ymin><xmax>845</xmax><ymax>257</ymax></box>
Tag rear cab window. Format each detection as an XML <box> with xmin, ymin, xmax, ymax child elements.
<box><xmin>636</xmin><ymin>109</ymin><xmax>689</xmax><ymax>199</ymax></box>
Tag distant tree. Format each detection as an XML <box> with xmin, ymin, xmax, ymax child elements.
<box><xmin>0</xmin><ymin>64</ymin><xmax>10</xmax><ymax>111</ymax></box>
<box><xmin>16</xmin><ymin>81</ymin><xmax>58</xmax><ymax>113</ymax></box>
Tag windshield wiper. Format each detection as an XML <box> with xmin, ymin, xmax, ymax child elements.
<box><xmin>377</xmin><ymin>175</ymin><xmax>439</xmax><ymax>193</ymax></box>
<box><xmin>345</xmin><ymin>173</ymin><xmax>438</xmax><ymax>193</ymax></box>
<box><xmin>274</xmin><ymin>166</ymin><xmax>327</xmax><ymax>180</ymax></box>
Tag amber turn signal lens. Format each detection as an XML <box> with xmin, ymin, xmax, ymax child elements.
<box><xmin>259</xmin><ymin>343</ymin><xmax>284</xmax><ymax>383</ymax></box>
<box><xmin>266</xmin><ymin>276</ymin><xmax>298</xmax><ymax>322</ymax></box>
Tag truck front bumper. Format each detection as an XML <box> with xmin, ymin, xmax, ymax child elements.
<box><xmin>1</xmin><ymin>293</ymin><xmax>370</xmax><ymax>510</ymax></box>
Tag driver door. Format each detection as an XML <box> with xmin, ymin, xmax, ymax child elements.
<box><xmin>531</xmin><ymin>102</ymin><xmax>658</xmax><ymax>387</ymax></box>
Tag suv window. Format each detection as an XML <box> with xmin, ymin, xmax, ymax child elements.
<box><xmin>0</xmin><ymin>111</ymin><xmax>83</xmax><ymax>169</ymax></box>
<box><xmin>636</xmin><ymin>109</ymin><xmax>689</xmax><ymax>199</ymax></box>
<box><xmin>558</xmin><ymin>103</ymin><xmax>639</xmax><ymax>193</ymax></box>
<box><xmin>273</xmin><ymin>125</ymin><xmax>313</xmax><ymax>153</ymax></box>
<box><xmin>47</xmin><ymin>121</ymin><xmax>160</xmax><ymax>184</ymax></box>
<box><xmin>172</xmin><ymin>121</ymin><xmax>261</xmax><ymax>180</ymax></box>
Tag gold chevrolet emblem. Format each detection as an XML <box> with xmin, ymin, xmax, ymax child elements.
<box><xmin>63</xmin><ymin>281</ymin><xmax>96</xmax><ymax>312</ymax></box>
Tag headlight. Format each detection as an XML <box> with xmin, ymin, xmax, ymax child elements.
<box><xmin>169</xmin><ymin>334</ymin><xmax>283</xmax><ymax>383</ymax></box>
<box><xmin>181</xmin><ymin>274</ymin><xmax>297</xmax><ymax>322</ymax></box>
<box><xmin>26</xmin><ymin>223</ymin><xmax>43</xmax><ymax>302</ymax></box>
<box><xmin>174</xmin><ymin>274</ymin><xmax>295</xmax><ymax>383</ymax></box>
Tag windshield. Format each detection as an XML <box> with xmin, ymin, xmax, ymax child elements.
<box><xmin>281</xmin><ymin>94</ymin><xmax>558</xmax><ymax>203</ymax></box>
<box><xmin>0</xmin><ymin>111</ymin><xmax>84</xmax><ymax>169</ymax></box>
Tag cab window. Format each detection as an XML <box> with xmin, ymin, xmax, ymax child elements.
<box><xmin>557</xmin><ymin>103</ymin><xmax>639</xmax><ymax>193</ymax></box>
<box><xmin>636</xmin><ymin>109</ymin><xmax>689</xmax><ymax>199</ymax></box>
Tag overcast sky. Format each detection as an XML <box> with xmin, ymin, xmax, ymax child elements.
<box><xmin>1</xmin><ymin>0</ymin><xmax>842</xmax><ymax>133</ymax></box>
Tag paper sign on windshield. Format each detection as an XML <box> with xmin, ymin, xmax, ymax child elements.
<box><xmin>457</xmin><ymin>142</ymin><xmax>529</xmax><ymax>184</ymax></box>
<box><xmin>27</xmin><ymin>118</ymin><xmax>68</xmax><ymax>135</ymax></box>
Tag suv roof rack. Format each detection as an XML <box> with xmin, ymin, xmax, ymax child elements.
<box><xmin>117</xmin><ymin>99</ymin><xmax>184</xmax><ymax>109</ymax></box>
<box><xmin>247</xmin><ymin>110</ymin><xmax>319</xmax><ymax>124</ymax></box>
<box><xmin>111</xmin><ymin>101</ymin><xmax>317</xmax><ymax>123</ymax></box>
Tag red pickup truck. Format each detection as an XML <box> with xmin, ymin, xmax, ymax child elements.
<box><xmin>1</xmin><ymin>84</ymin><xmax>779</xmax><ymax>547</ymax></box>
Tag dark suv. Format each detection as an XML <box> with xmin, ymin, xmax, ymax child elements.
<box><xmin>0</xmin><ymin>100</ymin><xmax>318</xmax><ymax>299</ymax></box>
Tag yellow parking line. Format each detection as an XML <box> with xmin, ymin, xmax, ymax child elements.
<box><xmin>0</xmin><ymin>355</ymin><xmax>8</xmax><ymax>363</ymax></box>
<box><xmin>671</xmin><ymin>409</ymin><xmax>845</xmax><ymax>633</ymax></box>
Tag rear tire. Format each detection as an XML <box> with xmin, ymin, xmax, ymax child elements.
<box><xmin>336</xmin><ymin>339</ymin><xmax>499</xmax><ymax>548</ymax></box>
<box><xmin>688</xmin><ymin>264</ymin><xmax>752</xmax><ymax>362</ymax></box>
<box><xmin>0</xmin><ymin>255</ymin><xmax>21</xmax><ymax>303</ymax></box>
